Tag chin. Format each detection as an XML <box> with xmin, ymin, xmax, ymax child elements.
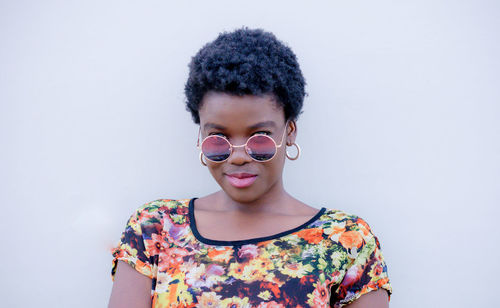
<box><xmin>213</xmin><ymin>172</ymin><xmax>280</xmax><ymax>204</ymax></box>
<box><xmin>220</xmin><ymin>177</ymin><xmax>279</xmax><ymax>204</ymax></box>
<box><xmin>222</xmin><ymin>186</ymin><xmax>264</xmax><ymax>204</ymax></box>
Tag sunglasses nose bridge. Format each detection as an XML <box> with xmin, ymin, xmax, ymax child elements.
<box><xmin>231</xmin><ymin>144</ymin><xmax>246</xmax><ymax>149</ymax></box>
<box><xmin>229</xmin><ymin>143</ymin><xmax>251</xmax><ymax>160</ymax></box>
<box><xmin>215</xmin><ymin>145</ymin><xmax>248</xmax><ymax>165</ymax></box>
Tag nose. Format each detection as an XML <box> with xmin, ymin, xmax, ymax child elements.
<box><xmin>228</xmin><ymin>144</ymin><xmax>252</xmax><ymax>165</ymax></box>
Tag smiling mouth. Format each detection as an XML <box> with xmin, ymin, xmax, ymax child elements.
<box><xmin>225</xmin><ymin>173</ymin><xmax>257</xmax><ymax>188</ymax></box>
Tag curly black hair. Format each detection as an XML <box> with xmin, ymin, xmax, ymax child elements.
<box><xmin>184</xmin><ymin>28</ymin><xmax>306</xmax><ymax>124</ymax></box>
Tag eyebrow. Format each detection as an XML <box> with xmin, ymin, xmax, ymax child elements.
<box><xmin>203</xmin><ymin>121</ymin><xmax>277</xmax><ymax>131</ymax></box>
<box><xmin>203</xmin><ymin>123</ymin><xmax>226</xmax><ymax>130</ymax></box>
<box><xmin>248</xmin><ymin>121</ymin><xmax>277</xmax><ymax>129</ymax></box>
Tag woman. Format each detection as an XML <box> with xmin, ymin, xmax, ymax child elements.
<box><xmin>109</xmin><ymin>28</ymin><xmax>392</xmax><ymax>308</ymax></box>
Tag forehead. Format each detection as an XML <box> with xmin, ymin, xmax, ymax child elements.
<box><xmin>198</xmin><ymin>92</ymin><xmax>285</xmax><ymax>129</ymax></box>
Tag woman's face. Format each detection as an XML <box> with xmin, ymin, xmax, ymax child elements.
<box><xmin>198</xmin><ymin>92</ymin><xmax>297</xmax><ymax>203</ymax></box>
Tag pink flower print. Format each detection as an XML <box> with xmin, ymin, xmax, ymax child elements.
<box><xmin>311</xmin><ymin>280</ymin><xmax>330</xmax><ymax>308</ymax></box>
<box><xmin>237</xmin><ymin>244</ymin><xmax>258</xmax><ymax>261</ymax></box>
<box><xmin>206</xmin><ymin>264</ymin><xmax>225</xmax><ymax>276</ymax></box>
<box><xmin>342</xmin><ymin>264</ymin><xmax>363</xmax><ymax>287</ymax></box>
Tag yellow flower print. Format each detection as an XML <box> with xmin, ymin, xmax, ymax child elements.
<box><xmin>177</xmin><ymin>286</ymin><xmax>194</xmax><ymax>305</ymax></box>
<box><xmin>249</xmin><ymin>257</ymin><xmax>274</xmax><ymax>272</ymax></box>
<box><xmin>257</xmin><ymin>290</ymin><xmax>272</xmax><ymax>301</ymax></box>
<box><xmin>155</xmin><ymin>271</ymin><xmax>175</xmax><ymax>293</ymax></box>
<box><xmin>220</xmin><ymin>296</ymin><xmax>251</xmax><ymax>308</ymax></box>
<box><xmin>242</xmin><ymin>264</ymin><xmax>266</xmax><ymax>282</ymax></box>
<box><xmin>317</xmin><ymin>257</ymin><xmax>328</xmax><ymax>270</ymax></box>
<box><xmin>228</xmin><ymin>262</ymin><xmax>248</xmax><ymax>280</ymax></box>
<box><xmin>330</xmin><ymin>250</ymin><xmax>345</xmax><ymax>268</ymax></box>
<box><xmin>196</xmin><ymin>292</ymin><xmax>222</xmax><ymax>308</ymax></box>
<box><xmin>279</xmin><ymin>261</ymin><xmax>314</xmax><ymax>278</ymax></box>
<box><xmin>331</xmin><ymin>211</ymin><xmax>349</xmax><ymax>221</ymax></box>
<box><xmin>112</xmin><ymin>201</ymin><xmax>392</xmax><ymax>307</ymax></box>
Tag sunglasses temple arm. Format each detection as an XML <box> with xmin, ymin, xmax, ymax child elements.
<box><xmin>196</xmin><ymin>128</ymin><xmax>201</xmax><ymax>149</ymax></box>
<box><xmin>276</xmin><ymin>124</ymin><xmax>289</xmax><ymax>148</ymax></box>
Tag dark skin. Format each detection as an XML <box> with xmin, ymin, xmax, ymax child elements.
<box><xmin>108</xmin><ymin>92</ymin><xmax>389</xmax><ymax>307</ymax></box>
<box><xmin>194</xmin><ymin>92</ymin><xmax>319</xmax><ymax>240</ymax></box>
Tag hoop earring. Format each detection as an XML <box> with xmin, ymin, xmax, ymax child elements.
<box><xmin>286</xmin><ymin>142</ymin><xmax>301</xmax><ymax>160</ymax></box>
<box><xmin>199</xmin><ymin>152</ymin><xmax>207</xmax><ymax>166</ymax></box>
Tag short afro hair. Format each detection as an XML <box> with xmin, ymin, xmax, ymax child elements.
<box><xmin>184</xmin><ymin>27</ymin><xmax>306</xmax><ymax>124</ymax></box>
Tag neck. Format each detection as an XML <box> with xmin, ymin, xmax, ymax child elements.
<box><xmin>217</xmin><ymin>181</ymin><xmax>293</xmax><ymax>214</ymax></box>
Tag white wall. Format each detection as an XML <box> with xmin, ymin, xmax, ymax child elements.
<box><xmin>1</xmin><ymin>1</ymin><xmax>498</xmax><ymax>307</ymax></box>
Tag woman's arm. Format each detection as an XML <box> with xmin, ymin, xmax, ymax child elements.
<box><xmin>108</xmin><ymin>261</ymin><xmax>152</xmax><ymax>308</ymax></box>
<box><xmin>344</xmin><ymin>289</ymin><xmax>389</xmax><ymax>308</ymax></box>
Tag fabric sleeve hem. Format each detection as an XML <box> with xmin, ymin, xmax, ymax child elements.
<box><xmin>335</xmin><ymin>277</ymin><xmax>392</xmax><ymax>308</ymax></box>
<box><xmin>111</xmin><ymin>250</ymin><xmax>154</xmax><ymax>282</ymax></box>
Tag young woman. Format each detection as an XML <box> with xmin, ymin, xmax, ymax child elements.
<box><xmin>109</xmin><ymin>28</ymin><xmax>392</xmax><ymax>308</ymax></box>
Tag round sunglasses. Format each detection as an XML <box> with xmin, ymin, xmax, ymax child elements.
<box><xmin>198</xmin><ymin>125</ymin><xmax>288</xmax><ymax>163</ymax></box>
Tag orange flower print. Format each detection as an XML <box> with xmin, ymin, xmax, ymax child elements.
<box><xmin>158</xmin><ymin>247</ymin><xmax>189</xmax><ymax>272</ymax></box>
<box><xmin>112</xmin><ymin>247</ymin><xmax>125</xmax><ymax>259</ymax></box>
<box><xmin>307</xmin><ymin>280</ymin><xmax>330</xmax><ymax>308</ymax></box>
<box><xmin>112</xmin><ymin>200</ymin><xmax>392</xmax><ymax>307</ymax></box>
<box><xmin>207</xmin><ymin>246</ymin><xmax>234</xmax><ymax>263</ymax></box>
<box><xmin>145</xmin><ymin>233</ymin><xmax>166</xmax><ymax>256</ymax></box>
<box><xmin>296</xmin><ymin>228</ymin><xmax>324</xmax><ymax>244</ymax></box>
<box><xmin>339</xmin><ymin>230</ymin><xmax>364</xmax><ymax>249</ymax></box>
<box><xmin>259</xmin><ymin>282</ymin><xmax>281</xmax><ymax>299</ymax></box>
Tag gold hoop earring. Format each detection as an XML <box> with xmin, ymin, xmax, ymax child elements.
<box><xmin>199</xmin><ymin>152</ymin><xmax>207</xmax><ymax>166</ymax></box>
<box><xmin>286</xmin><ymin>142</ymin><xmax>300</xmax><ymax>160</ymax></box>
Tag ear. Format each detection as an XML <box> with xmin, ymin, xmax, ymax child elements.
<box><xmin>286</xmin><ymin>120</ymin><xmax>298</xmax><ymax>146</ymax></box>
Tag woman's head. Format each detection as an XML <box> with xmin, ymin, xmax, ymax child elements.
<box><xmin>197</xmin><ymin>93</ymin><xmax>296</xmax><ymax>203</ymax></box>
<box><xmin>184</xmin><ymin>27</ymin><xmax>306</xmax><ymax>124</ymax></box>
<box><xmin>186</xmin><ymin>28</ymin><xmax>305</xmax><ymax>203</ymax></box>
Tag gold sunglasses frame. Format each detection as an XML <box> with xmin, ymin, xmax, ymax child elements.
<box><xmin>197</xmin><ymin>124</ymin><xmax>288</xmax><ymax>163</ymax></box>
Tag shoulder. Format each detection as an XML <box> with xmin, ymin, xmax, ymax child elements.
<box><xmin>317</xmin><ymin>208</ymin><xmax>379</xmax><ymax>249</ymax></box>
<box><xmin>130</xmin><ymin>198</ymin><xmax>190</xmax><ymax>218</ymax></box>
<box><xmin>320</xmin><ymin>208</ymin><xmax>374</xmax><ymax>234</ymax></box>
<box><xmin>125</xmin><ymin>198</ymin><xmax>191</xmax><ymax>230</ymax></box>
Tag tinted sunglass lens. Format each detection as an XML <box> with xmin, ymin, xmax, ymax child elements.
<box><xmin>202</xmin><ymin>136</ymin><xmax>230</xmax><ymax>162</ymax></box>
<box><xmin>247</xmin><ymin>135</ymin><xmax>276</xmax><ymax>161</ymax></box>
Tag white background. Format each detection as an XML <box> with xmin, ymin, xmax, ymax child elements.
<box><xmin>1</xmin><ymin>1</ymin><xmax>499</xmax><ymax>307</ymax></box>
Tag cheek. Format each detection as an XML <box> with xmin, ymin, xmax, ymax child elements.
<box><xmin>207</xmin><ymin>163</ymin><xmax>223</xmax><ymax>179</ymax></box>
<box><xmin>262</xmin><ymin>154</ymin><xmax>286</xmax><ymax>178</ymax></box>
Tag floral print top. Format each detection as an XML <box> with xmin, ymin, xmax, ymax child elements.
<box><xmin>111</xmin><ymin>198</ymin><xmax>392</xmax><ymax>307</ymax></box>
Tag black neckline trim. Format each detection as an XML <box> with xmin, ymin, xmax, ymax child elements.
<box><xmin>188</xmin><ymin>198</ymin><xmax>327</xmax><ymax>246</ymax></box>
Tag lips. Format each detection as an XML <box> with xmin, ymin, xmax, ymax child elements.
<box><xmin>225</xmin><ymin>173</ymin><xmax>257</xmax><ymax>188</ymax></box>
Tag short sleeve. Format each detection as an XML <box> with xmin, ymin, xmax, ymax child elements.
<box><xmin>110</xmin><ymin>204</ymin><xmax>160</xmax><ymax>281</ymax></box>
<box><xmin>332</xmin><ymin>219</ymin><xmax>392</xmax><ymax>307</ymax></box>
